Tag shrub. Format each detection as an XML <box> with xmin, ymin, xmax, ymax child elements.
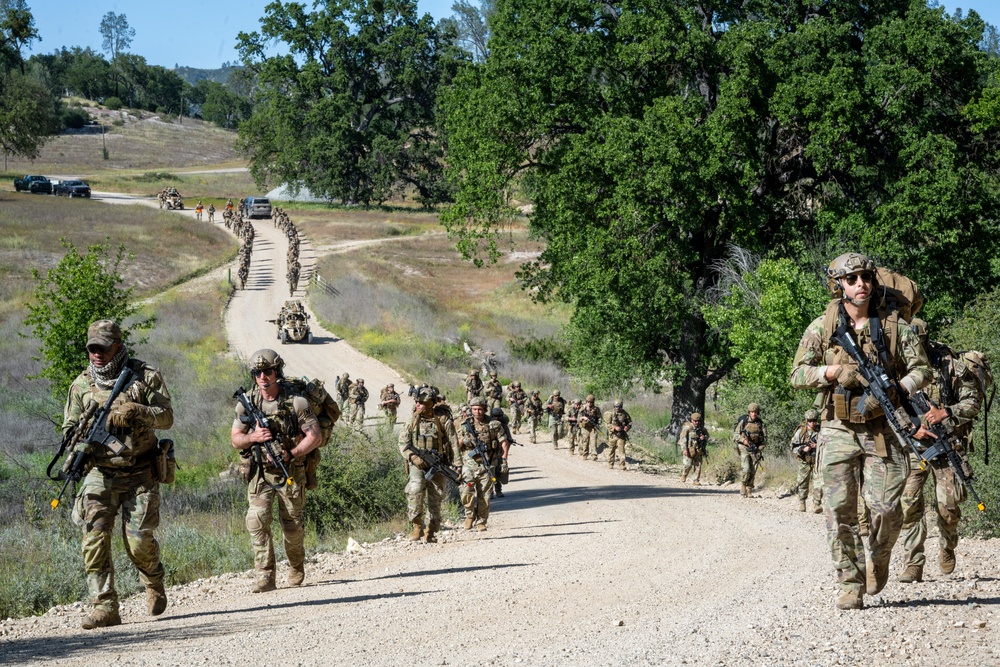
<box><xmin>104</xmin><ymin>96</ymin><xmax>123</xmax><ymax>111</ymax></box>
<box><xmin>61</xmin><ymin>107</ymin><xmax>90</xmax><ymax>130</ymax></box>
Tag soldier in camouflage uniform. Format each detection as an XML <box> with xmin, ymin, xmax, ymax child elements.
<box><xmin>458</xmin><ymin>397</ymin><xmax>509</xmax><ymax>530</ymax></box>
<box><xmin>577</xmin><ymin>394</ymin><xmax>602</xmax><ymax>461</ymax></box>
<box><xmin>733</xmin><ymin>404</ymin><xmax>767</xmax><ymax>497</ymax></box>
<box><xmin>525</xmin><ymin>390</ymin><xmax>544</xmax><ymax>443</ymax></box>
<box><xmin>485</xmin><ymin>372</ymin><xmax>504</xmax><ymax>410</ymax></box>
<box><xmin>465</xmin><ymin>369</ymin><xmax>484</xmax><ymax>401</ymax></box>
<box><xmin>607</xmin><ymin>400</ymin><xmax>631</xmax><ymax>470</ymax></box>
<box><xmin>507</xmin><ymin>381</ymin><xmax>527</xmax><ymax>433</ymax></box>
<box><xmin>348</xmin><ymin>378</ymin><xmax>369</xmax><ymax>426</ymax></box>
<box><xmin>678</xmin><ymin>412</ymin><xmax>709</xmax><ymax>484</ymax></box>
<box><xmin>566</xmin><ymin>399</ymin><xmax>582</xmax><ymax>454</ymax></box>
<box><xmin>336</xmin><ymin>372</ymin><xmax>352</xmax><ymax>405</ymax></box>
<box><xmin>398</xmin><ymin>388</ymin><xmax>459</xmax><ymax>542</ymax></box>
<box><xmin>790</xmin><ymin>253</ymin><xmax>932</xmax><ymax>610</ymax></box>
<box><xmin>231</xmin><ymin>350</ymin><xmax>322</xmax><ymax>593</ymax></box>
<box><xmin>379</xmin><ymin>383</ymin><xmax>401</xmax><ymax>425</ymax></box>
<box><xmin>790</xmin><ymin>409</ymin><xmax>823</xmax><ymax>513</ymax></box>
<box><xmin>64</xmin><ymin>320</ymin><xmax>174</xmax><ymax>629</ymax></box>
<box><xmin>207</xmin><ymin>203</ymin><xmax>215</xmax><ymax>223</ymax></box>
<box><xmin>546</xmin><ymin>389</ymin><xmax>567</xmax><ymax>449</ymax></box>
<box><xmin>898</xmin><ymin>319</ymin><xmax>983</xmax><ymax>583</ymax></box>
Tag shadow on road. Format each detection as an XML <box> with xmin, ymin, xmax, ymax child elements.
<box><xmin>491</xmin><ymin>482</ymin><xmax>727</xmax><ymax>514</ymax></box>
<box><xmin>364</xmin><ymin>563</ymin><xmax>532</xmax><ymax>581</ymax></box>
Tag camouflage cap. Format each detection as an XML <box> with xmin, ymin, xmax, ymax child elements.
<box><xmin>805</xmin><ymin>409</ymin><xmax>820</xmax><ymax>421</ymax></box>
<box><xmin>469</xmin><ymin>396</ymin><xmax>487</xmax><ymax>407</ymax></box>
<box><xmin>87</xmin><ymin>320</ymin><xmax>122</xmax><ymax>349</ymax></box>
<box><xmin>747</xmin><ymin>403</ymin><xmax>760</xmax><ymax>413</ymax></box>
<box><xmin>691</xmin><ymin>412</ymin><xmax>702</xmax><ymax>421</ymax></box>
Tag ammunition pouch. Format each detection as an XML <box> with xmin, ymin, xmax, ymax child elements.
<box><xmin>154</xmin><ymin>439</ymin><xmax>177</xmax><ymax>484</ymax></box>
<box><xmin>304</xmin><ymin>448</ymin><xmax>321</xmax><ymax>490</ymax></box>
<box><xmin>238</xmin><ymin>451</ymin><xmax>254</xmax><ymax>483</ymax></box>
<box><xmin>832</xmin><ymin>386</ymin><xmax>884</xmax><ymax>423</ymax></box>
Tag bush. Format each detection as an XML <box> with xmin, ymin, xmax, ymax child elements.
<box><xmin>104</xmin><ymin>96</ymin><xmax>123</xmax><ymax>111</ymax></box>
<box><xmin>61</xmin><ymin>107</ymin><xmax>90</xmax><ymax>130</ymax></box>
<box><xmin>508</xmin><ymin>335</ymin><xmax>570</xmax><ymax>368</ymax></box>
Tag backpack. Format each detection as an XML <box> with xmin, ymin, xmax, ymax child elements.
<box><xmin>959</xmin><ymin>350</ymin><xmax>995</xmax><ymax>464</ymax></box>
<box><xmin>281</xmin><ymin>376</ymin><xmax>341</xmax><ymax>447</ymax></box>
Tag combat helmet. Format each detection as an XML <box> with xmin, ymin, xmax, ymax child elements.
<box><xmin>585</xmin><ymin>394</ymin><xmax>595</xmax><ymax>403</ymax></box>
<box><xmin>747</xmin><ymin>403</ymin><xmax>760</xmax><ymax>413</ymax></box>
<box><xmin>691</xmin><ymin>412</ymin><xmax>702</xmax><ymax>422</ymax></box>
<box><xmin>250</xmin><ymin>349</ymin><xmax>284</xmax><ymax>377</ymax></box>
<box><xmin>613</xmin><ymin>399</ymin><xmax>623</xmax><ymax>408</ymax></box>
<box><xmin>469</xmin><ymin>396</ymin><xmax>487</xmax><ymax>408</ymax></box>
<box><xmin>805</xmin><ymin>409</ymin><xmax>820</xmax><ymax>421</ymax></box>
<box><xmin>416</xmin><ymin>387</ymin><xmax>437</xmax><ymax>404</ymax></box>
<box><xmin>826</xmin><ymin>253</ymin><xmax>877</xmax><ymax>303</ymax></box>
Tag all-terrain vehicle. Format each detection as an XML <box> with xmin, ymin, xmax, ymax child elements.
<box><xmin>165</xmin><ymin>187</ymin><xmax>184</xmax><ymax>210</ymax></box>
<box><xmin>270</xmin><ymin>299</ymin><xmax>312</xmax><ymax>344</ymax></box>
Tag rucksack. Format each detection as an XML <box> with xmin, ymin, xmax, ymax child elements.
<box><xmin>281</xmin><ymin>376</ymin><xmax>341</xmax><ymax>447</ymax></box>
<box><xmin>959</xmin><ymin>350</ymin><xmax>995</xmax><ymax>464</ymax></box>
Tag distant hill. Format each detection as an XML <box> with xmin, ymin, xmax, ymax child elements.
<box><xmin>173</xmin><ymin>65</ymin><xmax>242</xmax><ymax>86</ymax></box>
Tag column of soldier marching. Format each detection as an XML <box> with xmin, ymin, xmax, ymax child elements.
<box><xmin>50</xmin><ymin>199</ymin><xmax>993</xmax><ymax>630</ymax></box>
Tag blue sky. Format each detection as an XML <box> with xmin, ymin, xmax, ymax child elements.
<box><xmin>27</xmin><ymin>1</ymin><xmax>1000</xmax><ymax>70</ymax></box>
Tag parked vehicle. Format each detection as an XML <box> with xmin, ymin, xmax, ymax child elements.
<box><xmin>245</xmin><ymin>196</ymin><xmax>272</xmax><ymax>219</ymax></box>
<box><xmin>13</xmin><ymin>175</ymin><xmax>52</xmax><ymax>194</ymax></box>
<box><xmin>53</xmin><ymin>179</ymin><xmax>92</xmax><ymax>198</ymax></box>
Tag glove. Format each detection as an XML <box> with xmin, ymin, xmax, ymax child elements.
<box><xmin>409</xmin><ymin>455</ymin><xmax>428</xmax><ymax>470</ymax></box>
<box><xmin>835</xmin><ymin>365</ymin><xmax>864</xmax><ymax>389</ymax></box>
<box><xmin>108</xmin><ymin>402</ymin><xmax>149</xmax><ymax>429</ymax></box>
<box><xmin>500</xmin><ymin>460</ymin><xmax>509</xmax><ymax>474</ymax></box>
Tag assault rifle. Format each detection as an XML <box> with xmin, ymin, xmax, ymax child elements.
<box><xmin>462</xmin><ymin>419</ymin><xmax>495</xmax><ymax>482</ymax></box>
<box><xmin>745</xmin><ymin>439</ymin><xmax>764</xmax><ymax>471</ymax></box>
<box><xmin>233</xmin><ymin>387</ymin><xmax>293</xmax><ymax>489</ymax></box>
<box><xmin>403</xmin><ymin>443</ymin><xmax>461</xmax><ymax>485</ymax></box>
<box><xmin>48</xmin><ymin>366</ymin><xmax>139</xmax><ymax>509</ymax></box>
<box><xmin>908</xmin><ymin>392</ymin><xmax>986</xmax><ymax>513</ymax></box>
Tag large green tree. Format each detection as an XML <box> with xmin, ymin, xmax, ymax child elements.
<box><xmin>441</xmin><ymin>0</ymin><xmax>1000</xmax><ymax>427</ymax></box>
<box><xmin>0</xmin><ymin>1</ymin><xmax>57</xmax><ymax>158</ymax></box>
<box><xmin>236</xmin><ymin>0</ymin><xmax>464</xmax><ymax>206</ymax></box>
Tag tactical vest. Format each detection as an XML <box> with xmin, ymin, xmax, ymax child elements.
<box><xmin>85</xmin><ymin>359</ymin><xmax>159</xmax><ymax>469</ymax></box>
<box><xmin>248</xmin><ymin>384</ymin><xmax>302</xmax><ymax>452</ymax></box>
<box><xmin>408</xmin><ymin>413</ymin><xmax>448</xmax><ymax>457</ymax></box>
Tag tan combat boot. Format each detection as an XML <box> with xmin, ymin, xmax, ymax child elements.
<box><xmin>940</xmin><ymin>548</ymin><xmax>956</xmax><ymax>574</ymax></box>
<box><xmin>798</xmin><ymin>498</ymin><xmax>807</xmax><ymax>513</ymax></box>
<box><xmin>146</xmin><ymin>583</ymin><xmax>167</xmax><ymax>616</ymax></box>
<box><xmin>288</xmin><ymin>565</ymin><xmax>305</xmax><ymax>587</ymax></box>
<box><xmin>251</xmin><ymin>576</ymin><xmax>276</xmax><ymax>594</ymax></box>
<box><xmin>680</xmin><ymin>474</ymin><xmax>688</xmax><ymax>483</ymax></box>
<box><xmin>899</xmin><ymin>564</ymin><xmax>923</xmax><ymax>583</ymax></box>
<box><xmin>464</xmin><ymin>516</ymin><xmax>475</xmax><ymax>530</ymax></box>
<box><xmin>408</xmin><ymin>521</ymin><xmax>423</xmax><ymax>541</ymax></box>
<box><xmin>866</xmin><ymin>559</ymin><xmax>889</xmax><ymax>595</ymax></box>
<box><xmin>812</xmin><ymin>502</ymin><xmax>823</xmax><ymax>514</ymax></box>
<box><xmin>476</xmin><ymin>522</ymin><xmax>487</xmax><ymax>532</ymax></box>
<box><xmin>835</xmin><ymin>590</ymin><xmax>864</xmax><ymax>610</ymax></box>
<box><xmin>81</xmin><ymin>608</ymin><xmax>121</xmax><ymax>630</ymax></box>
<box><xmin>424</xmin><ymin>528</ymin><xmax>438</xmax><ymax>544</ymax></box>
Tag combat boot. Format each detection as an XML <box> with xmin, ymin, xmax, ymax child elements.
<box><xmin>866</xmin><ymin>559</ymin><xmax>889</xmax><ymax>595</ymax></box>
<box><xmin>797</xmin><ymin>498</ymin><xmax>807</xmax><ymax>513</ymax></box>
<box><xmin>680</xmin><ymin>474</ymin><xmax>688</xmax><ymax>483</ymax></box>
<box><xmin>464</xmin><ymin>516</ymin><xmax>475</xmax><ymax>530</ymax></box>
<box><xmin>146</xmin><ymin>583</ymin><xmax>167</xmax><ymax>616</ymax></box>
<box><xmin>288</xmin><ymin>565</ymin><xmax>305</xmax><ymax>587</ymax></box>
<box><xmin>424</xmin><ymin>528</ymin><xmax>438</xmax><ymax>543</ymax></box>
<box><xmin>740</xmin><ymin>484</ymin><xmax>747</xmax><ymax>497</ymax></box>
<box><xmin>476</xmin><ymin>523</ymin><xmax>487</xmax><ymax>532</ymax></box>
<box><xmin>812</xmin><ymin>502</ymin><xmax>823</xmax><ymax>514</ymax></box>
<box><xmin>81</xmin><ymin>608</ymin><xmax>121</xmax><ymax>630</ymax></box>
<box><xmin>940</xmin><ymin>548</ymin><xmax>956</xmax><ymax>574</ymax></box>
<box><xmin>899</xmin><ymin>564</ymin><xmax>923</xmax><ymax>583</ymax></box>
<box><xmin>408</xmin><ymin>521</ymin><xmax>423</xmax><ymax>541</ymax></box>
<box><xmin>692</xmin><ymin>479</ymin><xmax>701</xmax><ymax>486</ymax></box>
<box><xmin>835</xmin><ymin>590</ymin><xmax>864</xmax><ymax>610</ymax></box>
<box><xmin>251</xmin><ymin>576</ymin><xmax>276</xmax><ymax>594</ymax></box>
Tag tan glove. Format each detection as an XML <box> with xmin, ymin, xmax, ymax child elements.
<box><xmin>835</xmin><ymin>365</ymin><xmax>864</xmax><ymax>389</ymax></box>
<box><xmin>108</xmin><ymin>402</ymin><xmax>150</xmax><ymax>429</ymax></box>
<box><xmin>409</xmin><ymin>454</ymin><xmax>428</xmax><ymax>470</ymax></box>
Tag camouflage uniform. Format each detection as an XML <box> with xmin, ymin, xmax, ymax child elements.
<box><xmin>465</xmin><ymin>371</ymin><xmax>484</xmax><ymax>401</ymax></box>
<box><xmin>678</xmin><ymin>414</ymin><xmax>709</xmax><ymax>484</ymax></box>
<box><xmin>578</xmin><ymin>398</ymin><xmax>602</xmax><ymax>460</ymax></box>
<box><xmin>348</xmin><ymin>381</ymin><xmax>369</xmax><ymax>426</ymax></box>
<box><xmin>525</xmin><ymin>392</ymin><xmax>544</xmax><ymax>443</ymax></box>
<box><xmin>899</xmin><ymin>343</ymin><xmax>981</xmax><ymax>581</ymax></box>
<box><xmin>398</xmin><ymin>398</ymin><xmax>458</xmax><ymax>542</ymax></box>
<box><xmin>458</xmin><ymin>400</ymin><xmax>508</xmax><ymax>530</ymax></box>
<box><xmin>233</xmin><ymin>384</ymin><xmax>317</xmax><ymax>589</ymax></box>
<box><xmin>733</xmin><ymin>411</ymin><xmax>767</xmax><ymax>493</ymax></box>
<box><xmin>566</xmin><ymin>401</ymin><xmax>582</xmax><ymax>454</ymax></box>
<box><xmin>380</xmin><ymin>385</ymin><xmax>401</xmax><ymax>425</ymax></box>
<box><xmin>790</xmin><ymin>301</ymin><xmax>931</xmax><ymax>604</ymax></box>
<box><xmin>791</xmin><ymin>416</ymin><xmax>823</xmax><ymax>512</ymax></box>
<box><xmin>336</xmin><ymin>373</ymin><xmax>352</xmax><ymax>405</ymax></box>
<box><xmin>546</xmin><ymin>392</ymin><xmax>567</xmax><ymax>448</ymax></box>
<box><xmin>485</xmin><ymin>376</ymin><xmax>504</xmax><ymax>410</ymax></box>
<box><xmin>507</xmin><ymin>384</ymin><xmax>527</xmax><ymax>433</ymax></box>
<box><xmin>64</xmin><ymin>324</ymin><xmax>173</xmax><ymax>626</ymax></box>
<box><xmin>607</xmin><ymin>403</ymin><xmax>631</xmax><ymax>470</ymax></box>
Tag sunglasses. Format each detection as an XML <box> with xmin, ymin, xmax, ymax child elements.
<box><xmin>251</xmin><ymin>368</ymin><xmax>276</xmax><ymax>378</ymax></box>
<box><xmin>844</xmin><ymin>272</ymin><xmax>874</xmax><ymax>286</ymax></box>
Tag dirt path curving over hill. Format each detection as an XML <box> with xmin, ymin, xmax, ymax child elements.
<box><xmin>1</xmin><ymin>198</ymin><xmax>997</xmax><ymax>665</ymax></box>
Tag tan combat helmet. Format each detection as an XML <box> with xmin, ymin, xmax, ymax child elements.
<box><xmin>613</xmin><ymin>399</ymin><xmax>623</xmax><ymax>409</ymax></box>
<box><xmin>250</xmin><ymin>349</ymin><xmax>284</xmax><ymax>376</ymax></box>
<box><xmin>826</xmin><ymin>253</ymin><xmax>877</xmax><ymax>303</ymax></box>
<box><xmin>469</xmin><ymin>396</ymin><xmax>487</xmax><ymax>408</ymax></box>
<box><xmin>691</xmin><ymin>412</ymin><xmax>702</xmax><ymax>422</ymax></box>
<box><xmin>552</xmin><ymin>389</ymin><xmax>561</xmax><ymax>397</ymax></box>
<box><xmin>805</xmin><ymin>409</ymin><xmax>820</xmax><ymax>421</ymax></box>
<box><xmin>747</xmin><ymin>403</ymin><xmax>760</xmax><ymax>414</ymax></box>
<box><xmin>585</xmin><ymin>394</ymin><xmax>595</xmax><ymax>403</ymax></box>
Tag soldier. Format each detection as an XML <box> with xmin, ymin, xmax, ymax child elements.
<box><xmin>507</xmin><ymin>381</ymin><xmax>527</xmax><ymax>433</ymax></box>
<box><xmin>525</xmin><ymin>390</ymin><xmax>544</xmax><ymax>443</ymax></box>
<box><xmin>63</xmin><ymin>320</ymin><xmax>173</xmax><ymax>629</ymax></box>
<box><xmin>231</xmin><ymin>350</ymin><xmax>321</xmax><ymax>593</ymax></box>
<box><xmin>734</xmin><ymin>404</ymin><xmax>767</xmax><ymax>497</ymax></box>
<box><xmin>898</xmin><ymin>319</ymin><xmax>984</xmax><ymax>583</ymax></box>
<box><xmin>566</xmin><ymin>399</ymin><xmax>582</xmax><ymax>455</ymax></box>
<box><xmin>545</xmin><ymin>389</ymin><xmax>567</xmax><ymax>449</ymax></box>
<box><xmin>336</xmin><ymin>372</ymin><xmax>352</xmax><ymax>405</ymax></box>
<box><xmin>398</xmin><ymin>388</ymin><xmax>459</xmax><ymax>542</ymax></box>
<box><xmin>287</xmin><ymin>260</ymin><xmax>301</xmax><ymax>297</ymax></box>
<box><xmin>380</xmin><ymin>383</ymin><xmax>401</xmax><ymax>425</ymax></box>
<box><xmin>348</xmin><ymin>378</ymin><xmax>369</xmax><ymax>426</ymax></box>
<box><xmin>607</xmin><ymin>400</ymin><xmax>632</xmax><ymax>470</ymax></box>
<box><xmin>207</xmin><ymin>203</ymin><xmax>215</xmax><ymax>223</ymax></box>
<box><xmin>678</xmin><ymin>412</ymin><xmax>710</xmax><ymax>484</ymax></box>
<box><xmin>791</xmin><ymin>409</ymin><xmax>823</xmax><ymax>513</ymax></box>
<box><xmin>226</xmin><ymin>197</ymin><xmax>234</xmax><ymax>212</ymax></box>
<box><xmin>490</xmin><ymin>407</ymin><xmax>515</xmax><ymax>496</ymax></box>
<box><xmin>485</xmin><ymin>372</ymin><xmax>504</xmax><ymax>410</ymax></box>
<box><xmin>465</xmin><ymin>369</ymin><xmax>484</xmax><ymax>400</ymax></box>
<box><xmin>195</xmin><ymin>200</ymin><xmax>203</xmax><ymax>221</ymax></box>
<box><xmin>790</xmin><ymin>252</ymin><xmax>931</xmax><ymax>610</ymax></box>
<box><xmin>578</xmin><ymin>394</ymin><xmax>603</xmax><ymax>461</ymax></box>
<box><xmin>458</xmin><ymin>397</ymin><xmax>509</xmax><ymax>530</ymax></box>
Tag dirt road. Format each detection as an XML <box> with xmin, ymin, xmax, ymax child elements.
<box><xmin>1</xmin><ymin>204</ymin><xmax>997</xmax><ymax>666</ymax></box>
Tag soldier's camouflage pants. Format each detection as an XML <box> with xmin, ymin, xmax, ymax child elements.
<box><xmin>529</xmin><ymin>415</ymin><xmax>539</xmax><ymax>441</ymax></box>
<box><xmin>350</xmin><ymin>403</ymin><xmax>365</xmax><ymax>426</ymax></box>
<box><xmin>607</xmin><ymin>436</ymin><xmax>627</xmax><ymax>469</ymax></box>
<box><xmin>579</xmin><ymin>426</ymin><xmax>599</xmax><ymax>458</ymax></box>
<box><xmin>550</xmin><ymin>417</ymin><xmax>563</xmax><ymax>448</ymax></box>
<box><xmin>460</xmin><ymin>454</ymin><xmax>494</xmax><ymax>526</ymax></box>
<box><xmin>383</xmin><ymin>407</ymin><xmax>397</xmax><ymax>426</ymax></box>
<box><xmin>246</xmin><ymin>463</ymin><xmax>306</xmax><ymax>582</ymax></box>
<box><xmin>488</xmin><ymin>397</ymin><xmax>502</xmax><ymax>411</ymax></box>
<box><xmin>406</xmin><ymin>464</ymin><xmax>444</xmax><ymax>528</ymax></box>
<box><xmin>568</xmin><ymin>426</ymin><xmax>579</xmax><ymax>452</ymax></box>
<box><xmin>796</xmin><ymin>459</ymin><xmax>822</xmax><ymax>505</ymax></box>
<box><xmin>681</xmin><ymin>453</ymin><xmax>702</xmax><ymax>482</ymax></box>
<box><xmin>818</xmin><ymin>421</ymin><xmax>909</xmax><ymax>594</ymax></box>
<box><xmin>74</xmin><ymin>467</ymin><xmax>164</xmax><ymax>613</ymax></box>
<box><xmin>512</xmin><ymin>406</ymin><xmax>523</xmax><ymax>431</ymax></box>
<box><xmin>738</xmin><ymin>444</ymin><xmax>759</xmax><ymax>487</ymax></box>
<box><xmin>899</xmin><ymin>453</ymin><xmax>963</xmax><ymax>569</ymax></box>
